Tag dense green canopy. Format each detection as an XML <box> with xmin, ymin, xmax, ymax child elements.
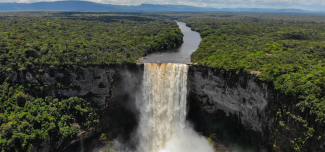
<box><xmin>178</xmin><ymin>13</ymin><xmax>325</xmax><ymax>151</ymax></box>
<box><xmin>0</xmin><ymin>82</ymin><xmax>98</xmax><ymax>151</ymax></box>
<box><xmin>0</xmin><ymin>12</ymin><xmax>183</xmax><ymax>152</ymax></box>
<box><xmin>0</xmin><ymin>13</ymin><xmax>183</xmax><ymax>71</ymax></box>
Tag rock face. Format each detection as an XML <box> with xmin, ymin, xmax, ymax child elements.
<box><xmin>9</xmin><ymin>64</ymin><xmax>325</xmax><ymax>152</ymax></box>
<box><xmin>187</xmin><ymin>66</ymin><xmax>273</xmax><ymax>151</ymax></box>
<box><xmin>54</xmin><ymin>67</ymin><xmax>116</xmax><ymax>106</ymax></box>
<box><xmin>9</xmin><ymin>66</ymin><xmax>120</xmax><ymax>106</ymax></box>
<box><xmin>10</xmin><ymin>64</ymin><xmax>143</xmax><ymax>152</ymax></box>
<box><xmin>187</xmin><ymin>66</ymin><xmax>325</xmax><ymax>152</ymax></box>
<box><xmin>188</xmin><ymin>66</ymin><xmax>272</xmax><ymax>133</ymax></box>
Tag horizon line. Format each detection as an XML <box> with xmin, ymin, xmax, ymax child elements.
<box><xmin>0</xmin><ymin>1</ymin><xmax>324</xmax><ymax>12</ymax></box>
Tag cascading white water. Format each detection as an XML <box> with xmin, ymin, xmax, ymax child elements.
<box><xmin>136</xmin><ymin>63</ymin><xmax>214</xmax><ymax>152</ymax></box>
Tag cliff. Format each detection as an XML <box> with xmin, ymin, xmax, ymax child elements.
<box><xmin>8</xmin><ymin>64</ymin><xmax>325</xmax><ymax>151</ymax></box>
<box><xmin>187</xmin><ymin>66</ymin><xmax>271</xmax><ymax>151</ymax></box>
<box><xmin>7</xmin><ymin>64</ymin><xmax>142</xmax><ymax>152</ymax></box>
<box><xmin>187</xmin><ymin>66</ymin><xmax>325</xmax><ymax>152</ymax></box>
<box><xmin>188</xmin><ymin>66</ymin><xmax>272</xmax><ymax>132</ymax></box>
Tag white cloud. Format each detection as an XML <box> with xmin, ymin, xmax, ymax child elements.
<box><xmin>0</xmin><ymin>0</ymin><xmax>324</xmax><ymax>11</ymax></box>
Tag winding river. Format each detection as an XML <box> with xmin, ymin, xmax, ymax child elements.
<box><xmin>136</xmin><ymin>21</ymin><xmax>213</xmax><ymax>152</ymax></box>
<box><xmin>144</xmin><ymin>21</ymin><xmax>202</xmax><ymax>63</ymax></box>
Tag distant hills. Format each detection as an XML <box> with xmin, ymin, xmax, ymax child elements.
<box><xmin>0</xmin><ymin>1</ymin><xmax>320</xmax><ymax>13</ymax></box>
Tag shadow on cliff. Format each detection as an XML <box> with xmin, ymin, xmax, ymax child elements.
<box><xmin>63</xmin><ymin>65</ymin><xmax>143</xmax><ymax>152</ymax></box>
<box><xmin>187</xmin><ymin>93</ymin><xmax>260</xmax><ymax>152</ymax></box>
<box><xmin>186</xmin><ymin>66</ymin><xmax>270</xmax><ymax>152</ymax></box>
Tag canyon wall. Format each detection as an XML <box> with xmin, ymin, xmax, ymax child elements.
<box><xmin>187</xmin><ymin>66</ymin><xmax>272</xmax><ymax>151</ymax></box>
<box><xmin>9</xmin><ymin>64</ymin><xmax>325</xmax><ymax>152</ymax></box>
<box><xmin>188</xmin><ymin>66</ymin><xmax>272</xmax><ymax>133</ymax></box>
<box><xmin>187</xmin><ymin>66</ymin><xmax>325</xmax><ymax>152</ymax></box>
<box><xmin>9</xmin><ymin>65</ymin><xmax>142</xmax><ymax>152</ymax></box>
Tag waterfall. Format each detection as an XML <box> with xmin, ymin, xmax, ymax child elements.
<box><xmin>135</xmin><ymin>63</ymin><xmax>213</xmax><ymax>152</ymax></box>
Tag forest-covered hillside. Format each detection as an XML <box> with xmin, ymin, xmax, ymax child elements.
<box><xmin>177</xmin><ymin>13</ymin><xmax>325</xmax><ymax>151</ymax></box>
<box><xmin>0</xmin><ymin>12</ymin><xmax>183</xmax><ymax>69</ymax></box>
<box><xmin>0</xmin><ymin>12</ymin><xmax>183</xmax><ymax>152</ymax></box>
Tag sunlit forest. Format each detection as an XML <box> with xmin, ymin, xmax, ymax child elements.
<box><xmin>0</xmin><ymin>12</ymin><xmax>183</xmax><ymax>68</ymax></box>
<box><xmin>176</xmin><ymin>13</ymin><xmax>325</xmax><ymax>151</ymax></box>
<box><xmin>0</xmin><ymin>12</ymin><xmax>183</xmax><ymax>152</ymax></box>
<box><xmin>2</xmin><ymin>11</ymin><xmax>325</xmax><ymax>152</ymax></box>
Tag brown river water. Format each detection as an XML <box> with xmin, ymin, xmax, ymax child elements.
<box><xmin>144</xmin><ymin>21</ymin><xmax>202</xmax><ymax>63</ymax></box>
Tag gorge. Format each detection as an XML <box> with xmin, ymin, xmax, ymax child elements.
<box><xmin>67</xmin><ymin>21</ymin><xmax>325</xmax><ymax>152</ymax></box>
<box><xmin>3</xmin><ymin>16</ymin><xmax>325</xmax><ymax>152</ymax></box>
<box><xmin>59</xmin><ymin>21</ymin><xmax>272</xmax><ymax>152</ymax></box>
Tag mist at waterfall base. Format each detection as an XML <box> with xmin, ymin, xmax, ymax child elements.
<box><xmin>114</xmin><ymin>63</ymin><xmax>213</xmax><ymax>152</ymax></box>
<box><xmin>154</xmin><ymin>127</ymin><xmax>214</xmax><ymax>152</ymax></box>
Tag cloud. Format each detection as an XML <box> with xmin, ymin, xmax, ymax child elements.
<box><xmin>0</xmin><ymin>0</ymin><xmax>324</xmax><ymax>11</ymax></box>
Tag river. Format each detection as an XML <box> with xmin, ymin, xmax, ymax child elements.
<box><xmin>136</xmin><ymin>21</ymin><xmax>212</xmax><ymax>152</ymax></box>
<box><xmin>144</xmin><ymin>21</ymin><xmax>202</xmax><ymax>63</ymax></box>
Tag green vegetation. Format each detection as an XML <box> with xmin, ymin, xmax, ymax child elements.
<box><xmin>6</xmin><ymin>11</ymin><xmax>325</xmax><ymax>151</ymax></box>
<box><xmin>0</xmin><ymin>13</ymin><xmax>183</xmax><ymax>71</ymax></box>
<box><xmin>0</xmin><ymin>12</ymin><xmax>183</xmax><ymax>151</ymax></box>
<box><xmin>0</xmin><ymin>82</ymin><xmax>98</xmax><ymax>152</ymax></box>
<box><xmin>178</xmin><ymin>13</ymin><xmax>325</xmax><ymax>151</ymax></box>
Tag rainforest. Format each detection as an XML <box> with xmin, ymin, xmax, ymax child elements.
<box><xmin>178</xmin><ymin>13</ymin><xmax>325</xmax><ymax>151</ymax></box>
<box><xmin>0</xmin><ymin>11</ymin><xmax>325</xmax><ymax>152</ymax></box>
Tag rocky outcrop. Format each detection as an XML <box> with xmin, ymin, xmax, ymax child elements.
<box><xmin>9</xmin><ymin>64</ymin><xmax>143</xmax><ymax>152</ymax></box>
<box><xmin>187</xmin><ymin>66</ymin><xmax>274</xmax><ymax>151</ymax></box>
<box><xmin>25</xmin><ymin>66</ymin><xmax>118</xmax><ymax>106</ymax></box>
<box><xmin>187</xmin><ymin>66</ymin><xmax>325</xmax><ymax>152</ymax></box>
<box><xmin>9</xmin><ymin>63</ymin><xmax>325</xmax><ymax>152</ymax></box>
<box><xmin>188</xmin><ymin>66</ymin><xmax>273</xmax><ymax>133</ymax></box>
<box><xmin>55</xmin><ymin>67</ymin><xmax>117</xmax><ymax>107</ymax></box>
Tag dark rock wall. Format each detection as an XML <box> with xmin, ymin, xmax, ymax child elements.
<box><xmin>11</xmin><ymin>64</ymin><xmax>144</xmax><ymax>152</ymax></box>
<box><xmin>187</xmin><ymin>66</ymin><xmax>325</xmax><ymax>152</ymax></box>
<box><xmin>64</xmin><ymin>64</ymin><xmax>143</xmax><ymax>152</ymax></box>
<box><xmin>11</xmin><ymin>64</ymin><xmax>325</xmax><ymax>152</ymax></box>
<box><xmin>187</xmin><ymin>66</ymin><xmax>274</xmax><ymax>151</ymax></box>
<box><xmin>188</xmin><ymin>66</ymin><xmax>272</xmax><ymax>132</ymax></box>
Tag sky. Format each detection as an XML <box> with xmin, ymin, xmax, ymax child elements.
<box><xmin>0</xmin><ymin>0</ymin><xmax>324</xmax><ymax>11</ymax></box>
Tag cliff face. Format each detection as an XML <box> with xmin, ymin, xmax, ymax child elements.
<box><xmin>10</xmin><ymin>64</ymin><xmax>325</xmax><ymax>152</ymax></box>
<box><xmin>188</xmin><ymin>66</ymin><xmax>272</xmax><ymax>132</ymax></box>
<box><xmin>8</xmin><ymin>65</ymin><xmax>143</xmax><ymax>152</ymax></box>
<box><xmin>187</xmin><ymin>66</ymin><xmax>279</xmax><ymax>151</ymax></box>
<box><xmin>9</xmin><ymin>65</ymin><xmax>120</xmax><ymax>106</ymax></box>
<box><xmin>187</xmin><ymin>66</ymin><xmax>325</xmax><ymax>152</ymax></box>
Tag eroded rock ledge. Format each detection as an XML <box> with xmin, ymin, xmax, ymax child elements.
<box><xmin>10</xmin><ymin>64</ymin><xmax>325</xmax><ymax>152</ymax></box>
<box><xmin>7</xmin><ymin>64</ymin><xmax>142</xmax><ymax>152</ymax></box>
<box><xmin>188</xmin><ymin>66</ymin><xmax>273</xmax><ymax>134</ymax></box>
<box><xmin>187</xmin><ymin>66</ymin><xmax>325</xmax><ymax>152</ymax></box>
<box><xmin>187</xmin><ymin>66</ymin><xmax>273</xmax><ymax>151</ymax></box>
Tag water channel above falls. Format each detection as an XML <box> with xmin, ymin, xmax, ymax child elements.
<box><xmin>144</xmin><ymin>21</ymin><xmax>202</xmax><ymax>63</ymax></box>
<box><xmin>61</xmin><ymin>20</ymin><xmax>263</xmax><ymax>152</ymax></box>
